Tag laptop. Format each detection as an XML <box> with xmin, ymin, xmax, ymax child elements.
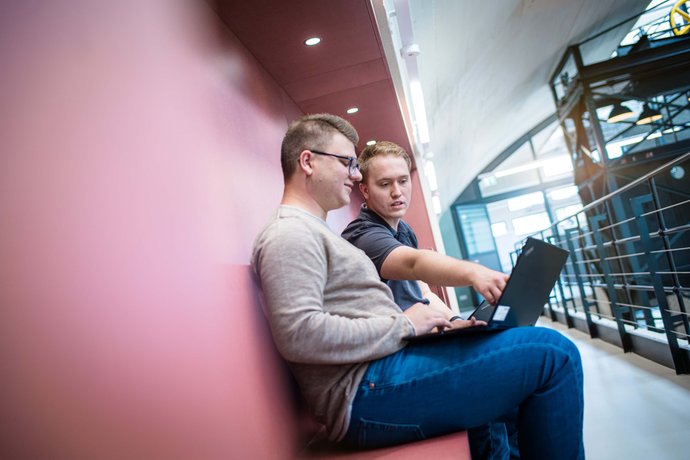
<box><xmin>405</xmin><ymin>237</ymin><xmax>569</xmax><ymax>342</ymax></box>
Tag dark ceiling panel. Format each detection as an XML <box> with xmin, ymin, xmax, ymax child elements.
<box><xmin>216</xmin><ymin>0</ymin><xmax>413</xmax><ymax>163</ymax></box>
<box><xmin>217</xmin><ymin>0</ymin><xmax>384</xmax><ymax>85</ymax></box>
<box><xmin>284</xmin><ymin>59</ymin><xmax>389</xmax><ymax>103</ymax></box>
<box><xmin>299</xmin><ymin>80</ymin><xmax>412</xmax><ymax>154</ymax></box>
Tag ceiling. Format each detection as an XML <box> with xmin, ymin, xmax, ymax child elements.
<box><xmin>216</xmin><ymin>0</ymin><xmax>650</xmax><ymax>212</ymax></box>
<box><xmin>216</xmin><ymin>0</ymin><xmax>414</xmax><ymax>160</ymax></box>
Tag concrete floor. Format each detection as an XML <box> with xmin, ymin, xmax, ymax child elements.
<box><xmin>541</xmin><ymin>320</ymin><xmax>690</xmax><ymax>460</ymax></box>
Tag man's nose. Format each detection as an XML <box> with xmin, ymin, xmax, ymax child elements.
<box><xmin>391</xmin><ymin>183</ymin><xmax>401</xmax><ymax>196</ymax></box>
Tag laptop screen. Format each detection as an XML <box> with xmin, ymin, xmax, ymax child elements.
<box><xmin>490</xmin><ymin>237</ymin><xmax>569</xmax><ymax>326</ymax></box>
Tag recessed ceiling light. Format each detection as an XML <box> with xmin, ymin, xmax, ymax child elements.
<box><xmin>304</xmin><ymin>37</ymin><xmax>321</xmax><ymax>46</ymax></box>
<box><xmin>346</xmin><ymin>107</ymin><xmax>359</xmax><ymax>114</ymax></box>
<box><xmin>366</xmin><ymin>140</ymin><xmax>376</xmax><ymax>146</ymax></box>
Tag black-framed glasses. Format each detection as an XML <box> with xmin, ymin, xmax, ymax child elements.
<box><xmin>309</xmin><ymin>149</ymin><xmax>360</xmax><ymax>176</ymax></box>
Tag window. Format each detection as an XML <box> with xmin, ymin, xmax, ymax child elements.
<box><xmin>491</xmin><ymin>221</ymin><xmax>508</xmax><ymax>237</ymax></box>
<box><xmin>512</xmin><ymin>212</ymin><xmax>551</xmax><ymax>236</ymax></box>
<box><xmin>532</xmin><ymin>120</ymin><xmax>565</xmax><ymax>157</ymax></box>
<box><xmin>556</xmin><ymin>204</ymin><xmax>583</xmax><ymax>221</ymax></box>
<box><xmin>548</xmin><ymin>185</ymin><xmax>579</xmax><ymax>201</ymax></box>
<box><xmin>507</xmin><ymin>192</ymin><xmax>544</xmax><ymax>212</ymax></box>
<box><xmin>478</xmin><ymin>143</ymin><xmax>540</xmax><ymax>197</ymax></box>
<box><xmin>541</xmin><ymin>155</ymin><xmax>573</xmax><ymax>178</ymax></box>
<box><xmin>458</xmin><ymin>206</ymin><xmax>496</xmax><ymax>256</ymax></box>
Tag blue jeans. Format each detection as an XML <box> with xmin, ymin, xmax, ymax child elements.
<box><xmin>468</xmin><ymin>421</ymin><xmax>518</xmax><ymax>460</ymax></box>
<box><xmin>341</xmin><ymin>327</ymin><xmax>584</xmax><ymax>460</ymax></box>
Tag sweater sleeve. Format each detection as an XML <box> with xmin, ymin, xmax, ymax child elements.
<box><xmin>253</xmin><ymin>219</ymin><xmax>413</xmax><ymax>365</ymax></box>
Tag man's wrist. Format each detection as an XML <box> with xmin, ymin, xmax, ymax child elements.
<box><xmin>461</xmin><ymin>262</ymin><xmax>477</xmax><ymax>286</ymax></box>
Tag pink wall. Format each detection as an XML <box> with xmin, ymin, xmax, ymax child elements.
<box><xmin>0</xmin><ymin>1</ymin><xmax>436</xmax><ymax>458</ymax></box>
<box><xmin>0</xmin><ymin>2</ymin><xmax>302</xmax><ymax>458</ymax></box>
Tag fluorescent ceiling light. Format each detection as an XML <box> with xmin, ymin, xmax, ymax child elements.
<box><xmin>409</xmin><ymin>80</ymin><xmax>430</xmax><ymax>144</ymax></box>
<box><xmin>304</xmin><ymin>37</ymin><xmax>321</xmax><ymax>46</ymax></box>
<box><xmin>424</xmin><ymin>160</ymin><xmax>438</xmax><ymax>191</ymax></box>
<box><xmin>366</xmin><ymin>140</ymin><xmax>376</xmax><ymax>146</ymax></box>
<box><xmin>346</xmin><ymin>107</ymin><xmax>359</xmax><ymax>114</ymax></box>
<box><xmin>431</xmin><ymin>195</ymin><xmax>441</xmax><ymax>215</ymax></box>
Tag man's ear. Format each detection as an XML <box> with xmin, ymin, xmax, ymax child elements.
<box><xmin>298</xmin><ymin>150</ymin><xmax>314</xmax><ymax>176</ymax></box>
<box><xmin>359</xmin><ymin>182</ymin><xmax>369</xmax><ymax>200</ymax></box>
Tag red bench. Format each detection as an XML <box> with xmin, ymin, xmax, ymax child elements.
<box><xmin>232</xmin><ymin>264</ymin><xmax>469</xmax><ymax>459</ymax></box>
<box><xmin>300</xmin><ymin>432</ymin><xmax>469</xmax><ymax>459</ymax></box>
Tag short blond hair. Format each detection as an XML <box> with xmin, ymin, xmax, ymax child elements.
<box><xmin>358</xmin><ymin>141</ymin><xmax>411</xmax><ymax>183</ymax></box>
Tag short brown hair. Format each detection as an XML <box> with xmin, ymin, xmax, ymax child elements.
<box><xmin>280</xmin><ymin>113</ymin><xmax>359</xmax><ymax>180</ymax></box>
<box><xmin>358</xmin><ymin>141</ymin><xmax>412</xmax><ymax>183</ymax></box>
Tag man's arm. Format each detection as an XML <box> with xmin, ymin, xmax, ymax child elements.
<box><xmin>416</xmin><ymin>280</ymin><xmax>486</xmax><ymax>330</ymax></box>
<box><xmin>253</xmin><ymin>220</ymin><xmax>453</xmax><ymax>364</ymax></box>
<box><xmin>382</xmin><ymin>246</ymin><xmax>509</xmax><ymax>304</ymax></box>
<box><xmin>417</xmin><ymin>279</ymin><xmax>447</xmax><ymax>311</ymax></box>
<box><xmin>255</xmin><ymin>229</ymin><xmax>405</xmax><ymax>364</ymax></box>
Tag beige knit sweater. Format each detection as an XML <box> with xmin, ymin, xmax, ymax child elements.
<box><xmin>251</xmin><ymin>205</ymin><xmax>415</xmax><ymax>441</ymax></box>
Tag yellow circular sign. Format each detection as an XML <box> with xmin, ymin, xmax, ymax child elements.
<box><xmin>671</xmin><ymin>0</ymin><xmax>690</xmax><ymax>36</ymax></box>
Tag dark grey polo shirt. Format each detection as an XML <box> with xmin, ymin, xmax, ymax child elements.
<box><xmin>341</xmin><ymin>205</ymin><xmax>427</xmax><ymax>310</ymax></box>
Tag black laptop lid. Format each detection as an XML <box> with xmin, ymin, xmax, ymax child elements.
<box><xmin>492</xmin><ymin>237</ymin><xmax>569</xmax><ymax>327</ymax></box>
<box><xmin>405</xmin><ymin>237</ymin><xmax>569</xmax><ymax>342</ymax></box>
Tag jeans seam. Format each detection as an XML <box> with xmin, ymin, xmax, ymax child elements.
<box><xmin>356</xmin><ymin>418</ymin><xmax>426</xmax><ymax>449</ymax></box>
<box><xmin>366</xmin><ymin>341</ymin><xmax>576</xmax><ymax>391</ymax></box>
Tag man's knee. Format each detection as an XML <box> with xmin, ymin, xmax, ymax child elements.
<box><xmin>531</xmin><ymin>327</ymin><xmax>580</xmax><ymax>357</ymax></box>
<box><xmin>545</xmin><ymin>328</ymin><xmax>581</xmax><ymax>366</ymax></box>
<box><xmin>514</xmin><ymin>327</ymin><xmax>582</xmax><ymax>375</ymax></box>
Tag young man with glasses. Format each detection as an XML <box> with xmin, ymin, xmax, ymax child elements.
<box><xmin>341</xmin><ymin>140</ymin><xmax>517</xmax><ymax>459</ymax></box>
<box><xmin>252</xmin><ymin>113</ymin><xmax>584</xmax><ymax>459</ymax></box>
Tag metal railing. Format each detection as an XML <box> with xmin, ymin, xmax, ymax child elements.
<box><xmin>520</xmin><ymin>151</ymin><xmax>690</xmax><ymax>374</ymax></box>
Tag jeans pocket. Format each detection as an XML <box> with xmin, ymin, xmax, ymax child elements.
<box><xmin>356</xmin><ymin>418</ymin><xmax>426</xmax><ymax>450</ymax></box>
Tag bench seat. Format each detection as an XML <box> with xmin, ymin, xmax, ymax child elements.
<box><xmin>300</xmin><ymin>431</ymin><xmax>470</xmax><ymax>459</ymax></box>
<box><xmin>233</xmin><ymin>264</ymin><xmax>470</xmax><ymax>459</ymax></box>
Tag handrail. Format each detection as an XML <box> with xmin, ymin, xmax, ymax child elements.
<box><xmin>538</xmin><ymin>1</ymin><xmax>690</xmax><ymax>375</ymax></box>
<box><xmin>546</xmin><ymin>150</ymin><xmax>690</xmax><ymax>231</ymax></box>
<box><xmin>525</xmin><ymin>149</ymin><xmax>690</xmax><ymax>374</ymax></box>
